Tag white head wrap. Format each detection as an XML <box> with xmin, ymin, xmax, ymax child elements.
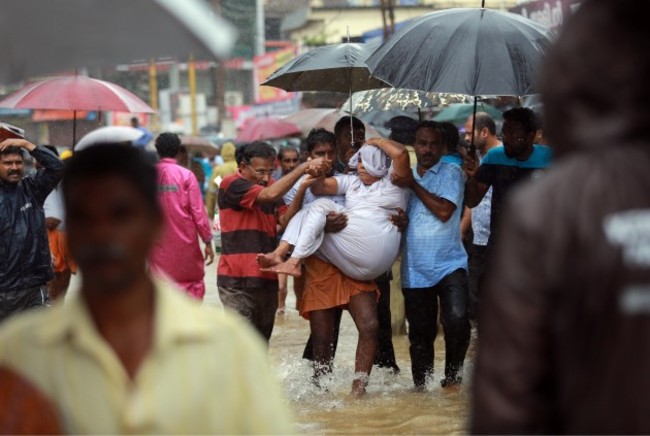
<box><xmin>348</xmin><ymin>144</ymin><xmax>390</xmax><ymax>178</ymax></box>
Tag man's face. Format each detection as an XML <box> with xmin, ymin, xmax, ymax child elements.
<box><xmin>240</xmin><ymin>156</ymin><xmax>274</xmax><ymax>186</ymax></box>
<box><xmin>337</xmin><ymin>125</ymin><xmax>365</xmax><ymax>161</ymax></box>
<box><xmin>65</xmin><ymin>174</ymin><xmax>161</xmax><ymax>293</ymax></box>
<box><xmin>279</xmin><ymin>150</ymin><xmax>299</xmax><ymax>175</ymax></box>
<box><xmin>414</xmin><ymin>127</ymin><xmax>444</xmax><ymax>170</ymax></box>
<box><xmin>463</xmin><ymin>118</ymin><xmax>487</xmax><ymax>151</ymax></box>
<box><xmin>0</xmin><ymin>152</ymin><xmax>24</xmax><ymax>184</ymax></box>
<box><xmin>501</xmin><ymin>120</ymin><xmax>535</xmax><ymax>159</ymax></box>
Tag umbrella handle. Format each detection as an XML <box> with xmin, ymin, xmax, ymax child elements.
<box><xmin>469</xmin><ymin>96</ymin><xmax>478</xmax><ymax>157</ymax></box>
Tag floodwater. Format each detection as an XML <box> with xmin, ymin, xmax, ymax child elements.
<box><xmin>70</xmin><ymin>260</ymin><xmax>475</xmax><ymax>434</ymax></box>
<box><xmin>202</xmin><ymin>262</ymin><xmax>475</xmax><ymax>435</ymax></box>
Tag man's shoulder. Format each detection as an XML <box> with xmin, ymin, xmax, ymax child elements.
<box><xmin>0</xmin><ymin>302</ymin><xmax>62</xmax><ymax>350</ymax></box>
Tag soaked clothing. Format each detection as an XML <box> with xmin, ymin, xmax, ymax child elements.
<box><xmin>1</xmin><ymin>146</ymin><xmax>63</xmax><ymax>321</ymax></box>
<box><xmin>217</xmin><ymin>171</ymin><xmax>286</xmax><ymax>289</ymax></box>
<box><xmin>472</xmin><ymin>146</ymin><xmax>650</xmax><ymax>434</ymax></box>
<box><xmin>282</xmin><ymin>170</ymin><xmax>408</xmax><ymax>281</ymax></box>
<box><xmin>0</xmin><ymin>286</ymin><xmax>49</xmax><ymax>324</ymax></box>
<box><xmin>475</xmin><ymin>144</ymin><xmax>552</xmax><ymax>246</ymax></box>
<box><xmin>403</xmin><ymin>268</ymin><xmax>470</xmax><ymax>386</ymax></box>
<box><xmin>149</xmin><ymin>158</ymin><xmax>213</xmax><ymax>299</ymax></box>
<box><xmin>299</xmin><ymin>256</ymin><xmax>378</xmax><ymax>320</ymax></box>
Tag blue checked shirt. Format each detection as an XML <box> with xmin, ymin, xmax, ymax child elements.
<box><xmin>401</xmin><ymin>160</ymin><xmax>468</xmax><ymax>288</ymax></box>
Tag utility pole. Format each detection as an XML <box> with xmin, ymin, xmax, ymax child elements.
<box><xmin>212</xmin><ymin>0</ymin><xmax>227</xmax><ymax>133</ymax></box>
<box><xmin>380</xmin><ymin>0</ymin><xmax>395</xmax><ymax>41</ymax></box>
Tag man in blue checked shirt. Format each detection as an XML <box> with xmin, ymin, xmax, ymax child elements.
<box><xmin>392</xmin><ymin>120</ymin><xmax>470</xmax><ymax>389</ymax></box>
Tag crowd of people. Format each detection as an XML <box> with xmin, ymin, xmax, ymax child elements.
<box><xmin>1</xmin><ymin>0</ymin><xmax>649</xmax><ymax>432</ymax></box>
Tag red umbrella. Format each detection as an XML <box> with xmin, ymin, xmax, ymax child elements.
<box><xmin>237</xmin><ymin>117</ymin><xmax>301</xmax><ymax>142</ymax></box>
<box><xmin>0</xmin><ymin>75</ymin><xmax>155</xmax><ymax>146</ymax></box>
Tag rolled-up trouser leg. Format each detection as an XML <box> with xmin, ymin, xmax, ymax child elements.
<box><xmin>436</xmin><ymin>268</ymin><xmax>471</xmax><ymax>381</ymax></box>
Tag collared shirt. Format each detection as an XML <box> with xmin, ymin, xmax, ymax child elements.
<box><xmin>0</xmin><ymin>279</ymin><xmax>294</xmax><ymax>434</ymax></box>
<box><xmin>402</xmin><ymin>160</ymin><xmax>467</xmax><ymax>288</ymax></box>
<box><xmin>471</xmin><ymin>148</ymin><xmax>499</xmax><ymax>246</ymax></box>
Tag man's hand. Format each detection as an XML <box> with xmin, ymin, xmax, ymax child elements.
<box><xmin>324</xmin><ymin>211</ymin><xmax>348</xmax><ymax>233</ymax></box>
<box><xmin>391</xmin><ymin>170</ymin><xmax>415</xmax><ymax>188</ymax></box>
<box><xmin>45</xmin><ymin>217</ymin><xmax>61</xmax><ymax>231</ymax></box>
<box><xmin>305</xmin><ymin>157</ymin><xmax>332</xmax><ymax>178</ymax></box>
<box><xmin>0</xmin><ymin>138</ymin><xmax>36</xmax><ymax>152</ymax></box>
<box><xmin>204</xmin><ymin>244</ymin><xmax>215</xmax><ymax>266</ymax></box>
<box><xmin>389</xmin><ymin>207</ymin><xmax>409</xmax><ymax>232</ymax></box>
<box><xmin>460</xmin><ymin>146</ymin><xmax>480</xmax><ymax>178</ymax></box>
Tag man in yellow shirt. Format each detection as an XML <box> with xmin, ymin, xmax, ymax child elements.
<box><xmin>0</xmin><ymin>143</ymin><xmax>293</xmax><ymax>434</ymax></box>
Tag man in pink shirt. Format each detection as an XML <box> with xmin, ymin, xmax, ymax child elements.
<box><xmin>149</xmin><ymin>133</ymin><xmax>214</xmax><ymax>299</ymax></box>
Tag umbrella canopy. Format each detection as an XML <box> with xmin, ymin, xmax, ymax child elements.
<box><xmin>366</xmin><ymin>8</ymin><xmax>553</xmax><ymax>96</ymax></box>
<box><xmin>433</xmin><ymin>103</ymin><xmax>503</xmax><ymax>125</ymax></box>
<box><xmin>0</xmin><ymin>76</ymin><xmax>155</xmax><ymax>113</ymax></box>
<box><xmin>344</xmin><ymin>88</ymin><xmax>469</xmax><ymax>113</ymax></box>
<box><xmin>282</xmin><ymin>108</ymin><xmax>382</xmax><ymax>139</ymax></box>
<box><xmin>75</xmin><ymin>126</ymin><xmax>144</xmax><ymax>151</ymax></box>
<box><xmin>262</xmin><ymin>42</ymin><xmax>389</xmax><ymax>93</ymax></box>
<box><xmin>0</xmin><ymin>0</ymin><xmax>236</xmax><ymax>85</ymax></box>
<box><xmin>179</xmin><ymin>135</ymin><xmax>220</xmax><ymax>156</ymax></box>
<box><xmin>237</xmin><ymin>117</ymin><xmax>302</xmax><ymax>142</ymax></box>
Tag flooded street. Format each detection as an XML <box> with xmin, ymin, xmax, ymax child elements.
<box><xmin>201</xmin><ymin>260</ymin><xmax>475</xmax><ymax>434</ymax></box>
<box><xmin>70</xmin><ymin>258</ymin><xmax>474</xmax><ymax>433</ymax></box>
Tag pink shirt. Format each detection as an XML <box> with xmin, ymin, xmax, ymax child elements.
<box><xmin>149</xmin><ymin>158</ymin><xmax>212</xmax><ymax>294</ymax></box>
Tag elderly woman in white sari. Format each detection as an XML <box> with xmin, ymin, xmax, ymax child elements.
<box><xmin>259</xmin><ymin>138</ymin><xmax>411</xmax><ymax>280</ymax></box>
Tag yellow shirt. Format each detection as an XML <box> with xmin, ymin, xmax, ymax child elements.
<box><xmin>0</xmin><ymin>279</ymin><xmax>294</xmax><ymax>434</ymax></box>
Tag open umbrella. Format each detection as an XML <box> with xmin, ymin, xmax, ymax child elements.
<box><xmin>433</xmin><ymin>103</ymin><xmax>503</xmax><ymax>125</ymax></box>
<box><xmin>237</xmin><ymin>117</ymin><xmax>302</xmax><ymax>142</ymax></box>
<box><xmin>282</xmin><ymin>108</ymin><xmax>381</xmax><ymax>139</ymax></box>
<box><xmin>344</xmin><ymin>88</ymin><xmax>469</xmax><ymax>114</ymax></box>
<box><xmin>0</xmin><ymin>75</ymin><xmax>155</xmax><ymax>147</ymax></box>
<box><xmin>365</xmin><ymin>5</ymin><xmax>553</xmax><ymax>151</ymax></box>
<box><xmin>179</xmin><ymin>135</ymin><xmax>220</xmax><ymax>156</ymax></box>
<box><xmin>0</xmin><ymin>0</ymin><xmax>236</xmax><ymax>85</ymax></box>
<box><xmin>262</xmin><ymin>42</ymin><xmax>389</xmax><ymax>93</ymax></box>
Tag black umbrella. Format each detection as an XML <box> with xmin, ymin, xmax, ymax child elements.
<box><xmin>262</xmin><ymin>42</ymin><xmax>389</xmax><ymax>93</ymax></box>
<box><xmin>365</xmin><ymin>5</ymin><xmax>553</xmax><ymax>152</ymax></box>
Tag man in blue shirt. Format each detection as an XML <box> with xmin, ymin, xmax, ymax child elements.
<box><xmin>396</xmin><ymin>121</ymin><xmax>470</xmax><ymax>389</ymax></box>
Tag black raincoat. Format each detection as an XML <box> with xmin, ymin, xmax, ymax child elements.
<box><xmin>1</xmin><ymin>146</ymin><xmax>64</xmax><ymax>317</ymax></box>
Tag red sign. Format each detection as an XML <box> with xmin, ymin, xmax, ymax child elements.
<box><xmin>254</xmin><ymin>47</ymin><xmax>297</xmax><ymax>104</ymax></box>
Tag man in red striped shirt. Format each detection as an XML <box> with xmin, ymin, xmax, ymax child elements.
<box><xmin>217</xmin><ymin>141</ymin><xmax>330</xmax><ymax>342</ymax></box>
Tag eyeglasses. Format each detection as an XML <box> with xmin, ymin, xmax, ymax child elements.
<box><xmin>246</xmin><ymin>164</ymin><xmax>274</xmax><ymax>176</ymax></box>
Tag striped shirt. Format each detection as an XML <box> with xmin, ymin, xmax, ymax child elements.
<box><xmin>217</xmin><ymin>172</ymin><xmax>286</xmax><ymax>288</ymax></box>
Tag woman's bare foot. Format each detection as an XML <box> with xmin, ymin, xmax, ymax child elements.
<box><xmin>256</xmin><ymin>252</ymin><xmax>284</xmax><ymax>268</ymax></box>
<box><xmin>261</xmin><ymin>259</ymin><xmax>303</xmax><ymax>277</ymax></box>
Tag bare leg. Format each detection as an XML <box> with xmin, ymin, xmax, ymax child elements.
<box><xmin>261</xmin><ymin>257</ymin><xmax>303</xmax><ymax>277</ymax></box>
<box><xmin>347</xmin><ymin>291</ymin><xmax>379</xmax><ymax>396</ymax></box>
<box><xmin>309</xmin><ymin>308</ymin><xmax>338</xmax><ymax>385</ymax></box>
<box><xmin>277</xmin><ymin>273</ymin><xmax>288</xmax><ymax>315</ymax></box>
<box><xmin>257</xmin><ymin>240</ymin><xmax>292</xmax><ymax>268</ymax></box>
<box><xmin>293</xmin><ymin>274</ymin><xmax>305</xmax><ymax>310</ymax></box>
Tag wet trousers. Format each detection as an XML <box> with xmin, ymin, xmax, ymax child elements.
<box><xmin>218</xmin><ymin>284</ymin><xmax>278</xmax><ymax>343</ymax></box>
<box><xmin>0</xmin><ymin>285</ymin><xmax>49</xmax><ymax>324</ymax></box>
<box><xmin>403</xmin><ymin>268</ymin><xmax>470</xmax><ymax>386</ymax></box>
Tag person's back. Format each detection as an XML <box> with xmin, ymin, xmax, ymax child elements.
<box><xmin>471</xmin><ymin>1</ymin><xmax>650</xmax><ymax>433</ymax></box>
<box><xmin>149</xmin><ymin>133</ymin><xmax>213</xmax><ymax>299</ymax></box>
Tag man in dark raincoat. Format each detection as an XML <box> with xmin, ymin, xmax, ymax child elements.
<box><xmin>0</xmin><ymin>135</ymin><xmax>64</xmax><ymax>323</ymax></box>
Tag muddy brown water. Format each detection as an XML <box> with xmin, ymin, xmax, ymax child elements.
<box><xmin>70</xmin><ymin>261</ymin><xmax>475</xmax><ymax>434</ymax></box>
